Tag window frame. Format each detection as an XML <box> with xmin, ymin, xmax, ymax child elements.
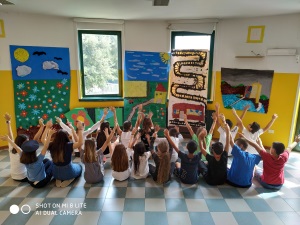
<box><xmin>78</xmin><ymin>30</ymin><xmax>123</xmax><ymax>101</ymax></box>
<box><xmin>171</xmin><ymin>31</ymin><xmax>215</xmax><ymax>102</ymax></box>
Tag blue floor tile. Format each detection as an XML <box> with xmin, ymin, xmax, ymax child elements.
<box><xmin>182</xmin><ymin>187</ymin><xmax>204</xmax><ymax>199</ymax></box>
<box><xmin>106</xmin><ymin>187</ymin><xmax>127</xmax><ymax>198</ymax></box>
<box><xmin>145</xmin><ymin>212</ymin><xmax>168</xmax><ymax>225</ymax></box>
<box><xmin>0</xmin><ymin>197</ymin><xmax>24</xmax><ymax>211</ymax></box>
<box><xmin>66</xmin><ymin>187</ymin><xmax>90</xmax><ymax>198</ymax></box>
<box><xmin>145</xmin><ymin>187</ymin><xmax>164</xmax><ymax>198</ymax></box>
<box><xmin>2</xmin><ymin>211</ymin><xmax>34</xmax><ymax>225</ymax></box>
<box><xmin>244</xmin><ymin>199</ymin><xmax>273</xmax><ymax>212</ymax></box>
<box><xmin>233</xmin><ymin>212</ymin><xmax>261</xmax><ymax>225</ymax></box>
<box><xmin>189</xmin><ymin>212</ymin><xmax>214</xmax><ymax>225</ymax></box>
<box><xmin>165</xmin><ymin>198</ymin><xmax>188</xmax><ymax>212</ymax></box>
<box><xmin>0</xmin><ymin>187</ymin><xmax>16</xmax><ymax>196</ymax></box>
<box><xmin>82</xmin><ymin>198</ymin><xmax>105</xmax><ymax>211</ymax></box>
<box><xmin>91</xmin><ymin>176</ymin><xmax>112</xmax><ymax>187</ymax></box>
<box><xmin>98</xmin><ymin>211</ymin><xmax>122</xmax><ymax>225</ymax></box>
<box><xmin>205</xmin><ymin>199</ymin><xmax>230</xmax><ymax>212</ymax></box>
<box><xmin>127</xmin><ymin>179</ymin><xmax>146</xmax><ymax>187</ymax></box>
<box><xmin>124</xmin><ymin>198</ymin><xmax>145</xmax><ymax>211</ymax></box>
<box><xmin>50</xmin><ymin>213</ymin><xmax>78</xmax><ymax>225</ymax></box>
<box><xmin>27</xmin><ymin>187</ymin><xmax>52</xmax><ymax>198</ymax></box>
<box><xmin>219</xmin><ymin>187</ymin><xmax>243</xmax><ymax>198</ymax></box>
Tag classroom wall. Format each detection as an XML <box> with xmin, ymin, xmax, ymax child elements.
<box><xmin>0</xmin><ymin>12</ymin><xmax>299</xmax><ymax>147</ymax></box>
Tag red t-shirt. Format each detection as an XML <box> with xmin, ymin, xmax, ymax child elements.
<box><xmin>260</xmin><ymin>150</ymin><xmax>289</xmax><ymax>185</ymax></box>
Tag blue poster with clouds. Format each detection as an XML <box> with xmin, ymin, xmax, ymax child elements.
<box><xmin>124</xmin><ymin>51</ymin><xmax>170</xmax><ymax>81</ymax></box>
<box><xmin>10</xmin><ymin>45</ymin><xmax>70</xmax><ymax>80</ymax></box>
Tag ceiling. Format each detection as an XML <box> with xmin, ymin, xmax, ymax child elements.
<box><xmin>1</xmin><ymin>0</ymin><xmax>300</xmax><ymax>20</ymax></box>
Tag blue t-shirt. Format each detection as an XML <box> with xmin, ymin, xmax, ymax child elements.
<box><xmin>227</xmin><ymin>144</ymin><xmax>261</xmax><ymax>187</ymax></box>
<box><xmin>178</xmin><ymin>151</ymin><xmax>201</xmax><ymax>184</ymax></box>
<box><xmin>25</xmin><ymin>154</ymin><xmax>46</xmax><ymax>182</ymax></box>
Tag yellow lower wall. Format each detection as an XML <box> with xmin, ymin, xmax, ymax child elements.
<box><xmin>1</xmin><ymin>70</ymin><xmax>299</xmax><ymax>148</ymax></box>
<box><xmin>207</xmin><ymin>71</ymin><xmax>300</xmax><ymax>148</ymax></box>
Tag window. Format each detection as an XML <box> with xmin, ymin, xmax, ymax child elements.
<box><xmin>171</xmin><ymin>31</ymin><xmax>215</xmax><ymax>101</ymax></box>
<box><xmin>78</xmin><ymin>30</ymin><xmax>122</xmax><ymax>100</ymax></box>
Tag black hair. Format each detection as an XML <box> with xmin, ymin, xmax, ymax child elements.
<box><xmin>235</xmin><ymin>138</ymin><xmax>248</xmax><ymax>150</ymax></box>
<box><xmin>272</xmin><ymin>142</ymin><xmax>285</xmax><ymax>155</ymax></box>
<box><xmin>96</xmin><ymin>121</ymin><xmax>111</xmax><ymax>154</ymax></box>
<box><xmin>123</xmin><ymin>120</ymin><xmax>132</xmax><ymax>132</ymax></box>
<box><xmin>133</xmin><ymin>142</ymin><xmax>146</xmax><ymax>174</ymax></box>
<box><xmin>211</xmin><ymin>142</ymin><xmax>224</xmax><ymax>155</ymax></box>
<box><xmin>225</xmin><ymin>119</ymin><xmax>233</xmax><ymax>129</ymax></box>
<box><xmin>186</xmin><ymin>140</ymin><xmax>197</xmax><ymax>154</ymax></box>
<box><xmin>13</xmin><ymin>134</ymin><xmax>29</xmax><ymax>154</ymax></box>
<box><xmin>169</xmin><ymin>128</ymin><xmax>178</xmax><ymax>138</ymax></box>
<box><xmin>250</xmin><ymin>122</ymin><xmax>260</xmax><ymax>134</ymax></box>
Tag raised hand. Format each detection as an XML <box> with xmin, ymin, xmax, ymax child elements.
<box><xmin>148</xmin><ymin>111</ymin><xmax>153</xmax><ymax>119</ymax></box>
<box><xmin>154</xmin><ymin>124</ymin><xmax>160</xmax><ymax>133</ymax></box>
<box><xmin>48</xmin><ymin>128</ymin><xmax>57</xmax><ymax>136</ymax></box>
<box><xmin>163</xmin><ymin>129</ymin><xmax>169</xmax><ymax>137</ymax></box>
<box><xmin>104</xmin><ymin>128</ymin><xmax>109</xmax><ymax>138</ymax></box>
<box><xmin>244</xmin><ymin>104</ymin><xmax>250</xmax><ymax>111</ymax></box>
<box><xmin>4</xmin><ymin>113</ymin><xmax>11</xmax><ymax>121</ymax></box>
<box><xmin>46</xmin><ymin>119</ymin><xmax>53</xmax><ymax>128</ymax></box>
<box><xmin>39</xmin><ymin>118</ymin><xmax>45</xmax><ymax>126</ymax></box>
<box><xmin>103</xmin><ymin>108</ymin><xmax>109</xmax><ymax>116</ymax></box>
<box><xmin>272</xmin><ymin>114</ymin><xmax>278</xmax><ymax>120</ymax></box>
<box><xmin>0</xmin><ymin>135</ymin><xmax>9</xmax><ymax>141</ymax></box>
<box><xmin>55</xmin><ymin>116</ymin><xmax>62</xmax><ymax>124</ymax></box>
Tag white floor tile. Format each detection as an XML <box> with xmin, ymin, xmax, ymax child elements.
<box><xmin>255</xmin><ymin>212</ymin><xmax>285</xmax><ymax>225</ymax></box>
<box><xmin>122</xmin><ymin>212</ymin><xmax>145</xmax><ymax>225</ymax></box>
<box><xmin>145</xmin><ymin>199</ymin><xmax>166</xmax><ymax>211</ymax></box>
<box><xmin>102</xmin><ymin>198</ymin><xmax>125</xmax><ymax>211</ymax></box>
<box><xmin>167</xmin><ymin>212</ymin><xmax>191</xmax><ymax>225</ymax></box>
<box><xmin>225</xmin><ymin>199</ymin><xmax>252</xmax><ymax>212</ymax></box>
<box><xmin>185</xmin><ymin>199</ymin><xmax>209</xmax><ymax>212</ymax></box>
<box><xmin>125</xmin><ymin>187</ymin><xmax>145</xmax><ymax>198</ymax></box>
<box><xmin>211</xmin><ymin>212</ymin><xmax>238</xmax><ymax>225</ymax></box>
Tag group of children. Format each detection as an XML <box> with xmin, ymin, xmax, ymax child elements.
<box><xmin>1</xmin><ymin>103</ymin><xmax>299</xmax><ymax>190</ymax></box>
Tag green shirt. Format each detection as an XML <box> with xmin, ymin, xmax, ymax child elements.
<box><xmin>192</xmin><ymin>133</ymin><xmax>212</xmax><ymax>160</ymax></box>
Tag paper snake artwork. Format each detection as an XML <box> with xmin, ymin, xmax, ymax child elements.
<box><xmin>168</xmin><ymin>49</ymin><xmax>209</xmax><ymax>127</ymax></box>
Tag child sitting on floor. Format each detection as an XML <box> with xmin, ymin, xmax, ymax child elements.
<box><xmin>165</xmin><ymin>129</ymin><xmax>201</xmax><ymax>184</ymax></box>
<box><xmin>80</xmin><ymin>126</ymin><xmax>117</xmax><ymax>184</ymax></box>
<box><xmin>240</xmin><ymin>133</ymin><xmax>300</xmax><ymax>190</ymax></box>
<box><xmin>198</xmin><ymin>128</ymin><xmax>228</xmax><ymax>185</ymax></box>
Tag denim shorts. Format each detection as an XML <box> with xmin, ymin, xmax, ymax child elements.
<box><xmin>52</xmin><ymin>163</ymin><xmax>82</xmax><ymax>180</ymax></box>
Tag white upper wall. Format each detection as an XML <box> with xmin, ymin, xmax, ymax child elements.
<box><xmin>215</xmin><ymin>13</ymin><xmax>300</xmax><ymax>73</ymax></box>
<box><xmin>1</xmin><ymin>12</ymin><xmax>300</xmax><ymax>73</ymax></box>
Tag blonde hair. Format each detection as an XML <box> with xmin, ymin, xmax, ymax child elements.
<box><xmin>84</xmin><ymin>139</ymin><xmax>97</xmax><ymax>163</ymax></box>
<box><xmin>157</xmin><ymin>140</ymin><xmax>171</xmax><ymax>184</ymax></box>
<box><xmin>111</xmin><ymin>144</ymin><xmax>129</xmax><ymax>172</ymax></box>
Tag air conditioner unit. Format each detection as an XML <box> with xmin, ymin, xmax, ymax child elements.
<box><xmin>267</xmin><ymin>48</ymin><xmax>297</xmax><ymax>56</ymax></box>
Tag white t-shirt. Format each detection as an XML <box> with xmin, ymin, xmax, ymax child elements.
<box><xmin>8</xmin><ymin>144</ymin><xmax>27</xmax><ymax>180</ymax></box>
<box><xmin>59</xmin><ymin>121</ymin><xmax>100</xmax><ymax>152</ymax></box>
<box><xmin>242</xmin><ymin>127</ymin><xmax>263</xmax><ymax>154</ymax></box>
<box><xmin>218</xmin><ymin>126</ymin><xmax>239</xmax><ymax>155</ymax></box>
<box><xmin>112</xmin><ymin>168</ymin><xmax>131</xmax><ymax>181</ymax></box>
<box><xmin>120</xmin><ymin>131</ymin><xmax>131</xmax><ymax>148</ymax></box>
<box><xmin>170</xmin><ymin>135</ymin><xmax>183</xmax><ymax>162</ymax></box>
<box><xmin>131</xmin><ymin>151</ymin><xmax>151</xmax><ymax>179</ymax></box>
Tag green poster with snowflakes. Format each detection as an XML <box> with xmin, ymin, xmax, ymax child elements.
<box><xmin>14</xmin><ymin>79</ymin><xmax>70</xmax><ymax>129</ymax></box>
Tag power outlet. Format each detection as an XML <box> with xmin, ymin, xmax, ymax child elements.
<box><xmin>268</xmin><ymin>130</ymin><xmax>274</xmax><ymax>134</ymax></box>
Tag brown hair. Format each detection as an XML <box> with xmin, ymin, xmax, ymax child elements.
<box><xmin>20</xmin><ymin>151</ymin><xmax>38</xmax><ymax>164</ymax></box>
<box><xmin>142</xmin><ymin>117</ymin><xmax>152</xmax><ymax>133</ymax></box>
<box><xmin>157</xmin><ymin>140</ymin><xmax>170</xmax><ymax>184</ymax></box>
<box><xmin>49</xmin><ymin>129</ymin><xmax>70</xmax><ymax>163</ymax></box>
<box><xmin>111</xmin><ymin>144</ymin><xmax>129</xmax><ymax>172</ymax></box>
<box><xmin>84</xmin><ymin>139</ymin><xmax>97</xmax><ymax>163</ymax></box>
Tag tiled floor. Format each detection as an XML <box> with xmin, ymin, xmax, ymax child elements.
<box><xmin>0</xmin><ymin>143</ymin><xmax>300</xmax><ymax>225</ymax></box>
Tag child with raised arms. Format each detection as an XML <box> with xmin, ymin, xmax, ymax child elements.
<box><xmin>81</xmin><ymin>125</ymin><xmax>117</xmax><ymax>184</ymax></box>
<box><xmin>0</xmin><ymin>126</ymin><xmax>56</xmax><ymax>188</ymax></box>
<box><xmin>3</xmin><ymin>113</ymin><xmax>27</xmax><ymax>182</ymax></box>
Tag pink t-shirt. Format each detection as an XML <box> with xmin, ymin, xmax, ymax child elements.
<box><xmin>260</xmin><ymin>150</ymin><xmax>289</xmax><ymax>185</ymax></box>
